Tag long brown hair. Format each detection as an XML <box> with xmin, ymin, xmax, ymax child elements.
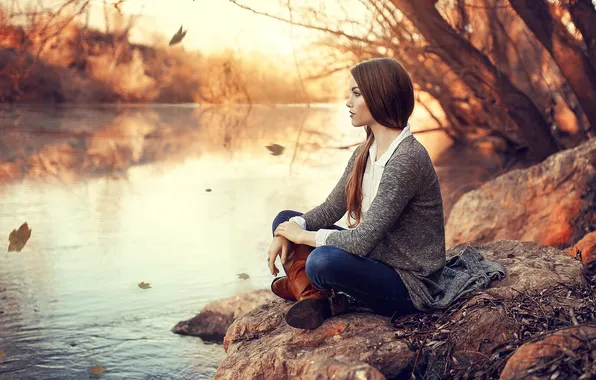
<box><xmin>345</xmin><ymin>58</ymin><xmax>415</xmax><ymax>228</ymax></box>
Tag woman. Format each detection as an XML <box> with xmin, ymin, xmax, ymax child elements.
<box><xmin>269</xmin><ymin>57</ymin><xmax>447</xmax><ymax>330</ymax></box>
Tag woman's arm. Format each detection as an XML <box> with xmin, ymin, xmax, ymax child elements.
<box><xmin>300</xmin><ymin>145</ymin><xmax>363</xmax><ymax>231</ymax></box>
<box><xmin>324</xmin><ymin>149</ymin><xmax>424</xmax><ymax>256</ymax></box>
<box><xmin>299</xmin><ymin>230</ymin><xmax>317</xmax><ymax>247</ymax></box>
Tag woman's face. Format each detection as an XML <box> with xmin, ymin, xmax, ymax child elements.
<box><xmin>346</xmin><ymin>75</ymin><xmax>374</xmax><ymax>127</ymax></box>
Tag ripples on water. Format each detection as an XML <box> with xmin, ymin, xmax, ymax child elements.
<box><xmin>0</xmin><ymin>104</ymin><xmax>501</xmax><ymax>379</ymax></box>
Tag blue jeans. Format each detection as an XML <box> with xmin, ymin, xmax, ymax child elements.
<box><xmin>272</xmin><ymin>210</ymin><xmax>417</xmax><ymax>317</ymax></box>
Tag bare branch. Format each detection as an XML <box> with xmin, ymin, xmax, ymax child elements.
<box><xmin>229</xmin><ymin>1</ymin><xmax>378</xmax><ymax>46</ymax></box>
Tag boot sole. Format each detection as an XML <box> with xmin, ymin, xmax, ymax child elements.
<box><xmin>285</xmin><ymin>298</ymin><xmax>331</xmax><ymax>329</ymax></box>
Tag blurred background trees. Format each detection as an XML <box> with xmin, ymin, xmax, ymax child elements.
<box><xmin>232</xmin><ymin>0</ymin><xmax>596</xmax><ymax>161</ymax></box>
<box><xmin>1</xmin><ymin>0</ymin><xmax>595</xmax><ymax>162</ymax></box>
<box><xmin>0</xmin><ymin>0</ymin><xmax>333</xmax><ymax>105</ymax></box>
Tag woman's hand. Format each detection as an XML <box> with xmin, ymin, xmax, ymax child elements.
<box><xmin>267</xmin><ymin>236</ymin><xmax>293</xmax><ymax>276</ymax></box>
<box><xmin>274</xmin><ymin>221</ymin><xmax>305</xmax><ymax>245</ymax></box>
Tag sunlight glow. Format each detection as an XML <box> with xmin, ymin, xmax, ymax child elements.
<box><xmin>119</xmin><ymin>0</ymin><xmax>309</xmax><ymax>56</ymax></box>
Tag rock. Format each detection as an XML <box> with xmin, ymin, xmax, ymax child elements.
<box><xmin>215</xmin><ymin>241</ymin><xmax>586</xmax><ymax>379</ymax></box>
<box><xmin>499</xmin><ymin>325</ymin><xmax>596</xmax><ymax>380</ymax></box>
<box><xmin>445</xmin><ymin>138</ymin><xmax>596</xmax><ymax>249</ymax></box>
<box><xmin>306</xmin><ymin>357</ymin><xmax>386</xmax><ymax>380</ymax></box>
<box><xmin>465</xmin><ymin>240</ymin><xmax>586</xmax><ymax>299</ymax></box>
<box><xmin>564</xmin><ymin>231</ymin><xmax>596</xmax><ymax>264</ymax></box>
<box><xmin>217</xmin><ymin>305</ymin><xmax>415</xmax><ymax>380</ymax></box>
<box><xmin>172</xmin><ymin>289</ymin><xmax>276</xmax><ymax>343</ymax></box>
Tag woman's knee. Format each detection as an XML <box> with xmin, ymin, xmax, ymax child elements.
<box><xmin>305</xmin><ymin>248</ymin><xmax>335</xmax><ymax>278</ymax></box>
<box><xmin>272</xmin><ymin>210</ymin><xmax>302</xmax><ymax>234</ymax></box>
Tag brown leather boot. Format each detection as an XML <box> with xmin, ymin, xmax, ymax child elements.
<box><xmin>285</xmin><ymin>292</ymin><xmax>369</xmax><ymax>329</ymax></box>
<box><xmin>270</xmin><ymin>276</ymin><xmax>295</xmax><ymax>301</ymax></box>
<box><xmin>270</xmin><ymin>244</ymin><xmax>331</xmax><ymax>302</ymax></box>
<box><xmin>285</xmin><ymin>244</ymin><xmax>332</xmax><ymax>301</ymax></box>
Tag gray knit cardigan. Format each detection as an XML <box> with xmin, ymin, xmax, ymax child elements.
<box><xmin>301</xmin><ymin>135</ymin><xmax>505</xmax><ymax>311</ymax></box>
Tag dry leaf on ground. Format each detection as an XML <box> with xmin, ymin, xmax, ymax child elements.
<box><xmin>8</xmin><ymin>222</ymin><xmax>31</xmax><ymax>252</ymax></box>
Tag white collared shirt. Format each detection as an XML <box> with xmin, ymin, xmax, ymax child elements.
<box><xmin>289</xmin><ymin>123</ymin><xmax>412</xmax><ymax>247</ymax></box>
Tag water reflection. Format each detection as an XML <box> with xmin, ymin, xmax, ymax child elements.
<box><xmin>0</xmin><ymin>104</ymin><xmax>503</xmax><ymax>379</ymax></box>
<box><xmin>0</xmin><ymin>104</ymin><xmax>360</xmax><ymax>185</ymax></box>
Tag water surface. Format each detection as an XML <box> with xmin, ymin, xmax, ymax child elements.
<box><xmin>0</xmin><ymin>103</ymin><xmax>498</xmax><ymax>379</ymax></box>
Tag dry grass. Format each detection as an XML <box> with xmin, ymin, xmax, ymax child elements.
<box><xmin>390</xmin><ymin>262</ymin><xmax>596</xmax><ymax>379</ymax></box>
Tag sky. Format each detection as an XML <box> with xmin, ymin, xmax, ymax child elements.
<box><xmin>4</xmin><ymin>0</ymin><xmax>371</xmax><ymax>64</ymax></box>
<box><xmin>2</xmin><ymin>0</ymin><xmax>314</xmax><ymax>55</ymax></box>
<box><xmin>113</xmin><ymin>0</ymin><xmax>312</xmax><ymax>56</ymax></box>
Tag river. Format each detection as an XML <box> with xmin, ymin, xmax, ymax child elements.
<box><xmin>0</xmin><ymin>103</ymin><xmax>502</xmax><ymax>379</ymax></box>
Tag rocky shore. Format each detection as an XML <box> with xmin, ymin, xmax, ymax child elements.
<box><xmin>173</xmin><ymin>138</ymin><xmax>596</xmax><ymax>379</ymax></box>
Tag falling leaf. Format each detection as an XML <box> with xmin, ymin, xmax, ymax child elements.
<box><xmin>138</xmin><ymin>282</ymin><xmax>151</xmax><ymax>289</ymax></box>
<box><xmin>0</xmin><ymin>350</ymin><xmax>6</xmax><ymax>363</ymax></box>
<box><xmin>89</xmin><ymin>364</ymin><xmax>106</xmax><ymax>375</ymax></box>
<box><xmin>8</xmin><ymin>222</ymin><xmax>31</xmax><ymax>252</ymax></box>
<box><xmin>265</xmin><ymin>144</ymin><xmax>285</xmax><ymax>156</ymax></box>
<box><xmin>169</xmin><ymin>25</ymin><xmax>187</xmax><ymax>46</ymax></box>
<box><xmin>237</xmin><ymin>273</ymin><xmax>249</xmax><ymax>280</ymax></box>
<box><xmin>205</xmin><ymin>188</ymin><xmax>212</xmax><ymax>192</ymax></box>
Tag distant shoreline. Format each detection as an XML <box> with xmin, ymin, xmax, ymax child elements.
<box><xmin>0</xmin><ymin>102</ymin><xmax>346</xmax><ymax>108</ymax></box>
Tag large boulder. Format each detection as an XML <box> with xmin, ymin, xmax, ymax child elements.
<box><xmin>499</xmin><ymin>325</ymin><xmax>596</xmax><ymax>380</ymax></box>
<box><xmin>172</xmin><ymin>289</ymin><xmax>276</xmax><ymax>343</ymax></box>
<box><xmin>445</xmin><ymin>138</ymin><xmax>596</xmax><ymax>250</ymax></box>
<box><xmin>221</xmin><ymin>306</ymin><xmax>414</xmax><ymax>380</ymax></box>
<box><xmin>475</xmin><ymin>240</ymin><xmax>585</xmax><ymax>299</ymax></box>
<box><xmin>215</xmin><ymin>240</ymin><xmax>586</xmax><ymax>379</ymax></box>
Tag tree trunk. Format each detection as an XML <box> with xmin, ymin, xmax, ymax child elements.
<box><xmin>393</xmin><ymin>0</ymin><xmax>560</xmax><ymax>161</ymax></box>
<box><xmin>510</xmin><ymin>0</ymin><xmax>596</xmax><ymax>137</ymax></box>
<box><xmin>565</xmin><ymin>0</ymin><xmax>596</xmax><ymax>70</ymax></box>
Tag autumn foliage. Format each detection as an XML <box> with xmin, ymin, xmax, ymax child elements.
<box><xmin>231</xmin><ymin>0</ymin><xmax>596</xmax><ymax>161</ymax></box>
<box><xmin>0</xmin><ymin>4</ymin><xmax>337</xmax><ymax>105</ymax></box>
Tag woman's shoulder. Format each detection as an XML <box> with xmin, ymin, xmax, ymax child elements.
<box><xmin>392</xmin><ymin>135</ymin><xmax>432</xmax><ymax>163</ymax></box>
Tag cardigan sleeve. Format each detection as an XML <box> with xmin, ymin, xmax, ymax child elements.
<box><xmin>288</xmin><ymin>216</ymin><xmax>307</xmax><ymax>229</ymax></box>
<box><xmin>300</xmin><ymin>145</ymin><xmax>362</xmax><ymax>231</ymax></box>
<box><xmin>324</xmin><ymin>150</ymin><xmax>423</xmax><ymax>256</ymax></box>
